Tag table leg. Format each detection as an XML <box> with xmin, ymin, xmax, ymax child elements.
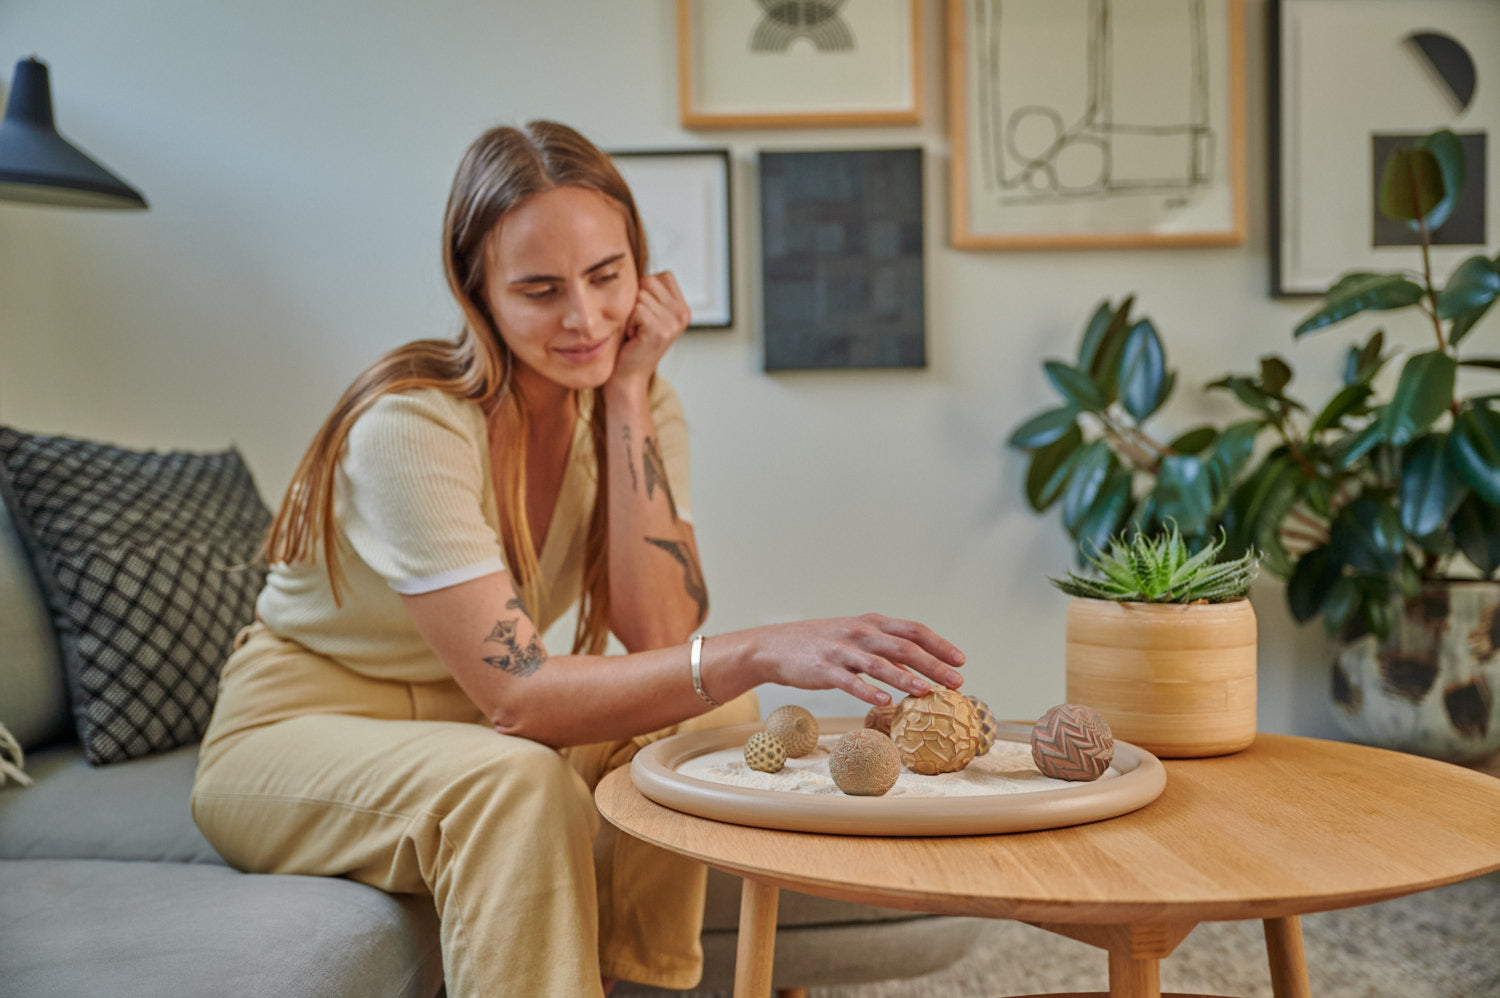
<box><xmin>1262</xmin><ymin>916</ymin><xmax>1311</xmax><ymax>998</ymax></box>
<box><xmin>733</xmin><ymin>878</ymin><xmax>780</xmax><ymax>998</ymax></box>
<box><xmin>1106</xmin><ymin>948</ymin><xmax>1162</xmax><ymax>998</ymax></box>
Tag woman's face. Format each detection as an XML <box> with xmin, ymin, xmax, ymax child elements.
<box><xmin>483</xmin><ymin>185</ymin><xmax>639</xmax><ymax>399</ymax></box>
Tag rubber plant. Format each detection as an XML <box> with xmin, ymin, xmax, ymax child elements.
<box><xmin>1010</xmin><ymin>128</ymin><xmax>1500</xmax><ymax>640</ymax></box>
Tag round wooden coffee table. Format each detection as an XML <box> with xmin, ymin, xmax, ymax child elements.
<box><xmin>596</xmin><ymin>733</ymin><xmax>1500</xmax><ymax>998</ymax></box>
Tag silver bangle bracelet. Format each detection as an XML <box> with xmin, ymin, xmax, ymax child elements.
<box><xmin>690</xmin><ymin>634</ymin><xmax>720</xmax><ymax>707</ymax></box>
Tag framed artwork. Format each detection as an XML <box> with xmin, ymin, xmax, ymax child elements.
<box><xmin>946</xmin><ymin>0</ymin><xmax>1248</xmax><ymax>250</ymax></box>
<box><xmin>1272</xmin><ymin>0</ymin><xmax>1500</xmax><ymax>295</ymax></box>
<box><xmin>758</xmin><ymin>147</ymin><xmax>925</xmax><ymax>371</ymax></box>
<box><xmin>610</xmin><ymin>149</ymin><xmax>734</xmax><ymax>329</ymax></box>
<box><xmin>677</xmin><ymin>0</ymin><xmax>921</xmax><ymax>129</ymax></box>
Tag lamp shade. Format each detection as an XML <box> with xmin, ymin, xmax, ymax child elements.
<box><xmin>0</xmin><ymin>56</ymin><xmax>147</xmax><ymax>209</ymax></box>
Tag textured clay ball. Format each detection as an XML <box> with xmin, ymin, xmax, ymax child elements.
<box><xmin>889</xmin><ymin>687</ymin><xmax>982</xmax><ymax>775</ymax></box>
<box><xmin>966</xmin><ymin>696</ymin><xmax>999</xmax><ymax>756</ymax></box>
<box><xmin>829</xmin><ymin>728</ymin><xmax>901</xmax><ymax>796</ymax></box>
<box><xmin>744</xmin><ymin>731</ymin><xmax>787</xmax><ymax>773</ymax></box>
<box><xmin>765</xmin><ymin>704</ymin><xmax>819</xmax><ymax>758</ymax></box>
<box><xmin>863</xmin><ymin>702</ymin><xmax>901</xmax><ymax>735</ymax></box>
<box><xmin>1030</xmin><ymin>703</ymin><xmax>1115</xmax><ymax>781</ymax></box>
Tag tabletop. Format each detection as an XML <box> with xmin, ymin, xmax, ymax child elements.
<box><xmin>597</xmin><ymin>733</ymin><xmax>1500</xmax><ymax>925</ymax></box>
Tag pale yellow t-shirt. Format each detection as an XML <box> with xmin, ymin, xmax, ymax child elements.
<box><xmin>256</xmin><ymin>378</ymin><xmax>692</xmax><ymax>682</ymax></box>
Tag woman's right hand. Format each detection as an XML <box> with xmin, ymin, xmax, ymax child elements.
<box><xmin>722</xmin><ymin>613</ymin><xmax>966</xmax><ymax>708</ymax></box>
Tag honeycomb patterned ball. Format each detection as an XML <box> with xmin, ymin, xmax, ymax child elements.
<box><xmin>1030</xmin><ymin>703</ymin><xmax>1115</xmax><ymax>781</ymax></box>
<box><xmin>889</xmin><ymin>688</ymin><xmax>982</xmax><ymax>775</ymax></box>
<box><xmin>863</xmin><ymin>702</ymin><xmax>901</xmax><ymax>735</ymax></box>
<box><xmin>765</xmin><ymin>705</ymin><xmax>819</xmax><ymax>758</ymax></box>
<box><xmin>966</xmin><ymin>695</ymin><xmax>999</xmax><ymax>755</ymax></box>
<box><xmin>829</xmin><ymin>728</ymin><xmax>901</xmax><ymax>796</ymax></box>
<box><xmin>744</xmin><ymin>731</ymin><xmax>787</xmax><ymax>773</ymax></box>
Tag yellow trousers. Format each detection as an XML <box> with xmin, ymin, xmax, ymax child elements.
<box><xmin>191</xmin><ymin>624</ymin><xmax>758</xmax><ymax>998</ymax></box>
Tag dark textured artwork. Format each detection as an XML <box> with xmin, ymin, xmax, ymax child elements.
<box><xmin>759</xmin><ymin>148</ymin><xmax>925</xmax><ymax>371</ymax></box>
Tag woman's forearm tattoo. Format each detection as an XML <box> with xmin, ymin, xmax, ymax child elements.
<box><xmin>482</xmin><ymin>599</ymin><xmax>547</xmax><ymax>677</ymax></box>
<box><xmin>641</xmin><ymin>436</ymin><xmax>679</xmax><ymax>522</ymax></box>
<box><xmin>621</xmin><ymin>425</ymin><xmax>639</xmax><ymax>492</ymax></box>
<box><xmin>645</xmin><ymin>536</ymin><xmax>708</xmax><ymax>621</ymax></box>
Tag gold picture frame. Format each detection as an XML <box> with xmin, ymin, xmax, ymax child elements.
<box><xmin>677</xmin><ymin>0</ymin><xmax>922</xmax><ymax>130</ymax></box>
<box><xmin>947</xmin><ymin>0</ymin><xmax>1248</xmax><ymax>250</ymax></box>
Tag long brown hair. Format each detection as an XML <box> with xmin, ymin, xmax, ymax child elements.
<box><xmin>263</xmin><ymin>120</ymin><xmax>646</xmax><ymax>655</ymax></box>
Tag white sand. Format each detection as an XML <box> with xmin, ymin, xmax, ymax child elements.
<box><xmin>676</xmin><ymin>734</ymin><xmax>1116</xmax><ymax>797</ymax></box>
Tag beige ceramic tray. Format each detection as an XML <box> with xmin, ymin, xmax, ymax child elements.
<box><xmin>630</xmin><ymin>716</ymin><xmax>1166</xmax><ymax>836</ymax></box>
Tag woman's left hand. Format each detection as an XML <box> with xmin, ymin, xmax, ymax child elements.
<box><xmin>610</xmin><ymin>271</ymin><xmax>690</xmax><ymax>398</ymax></box>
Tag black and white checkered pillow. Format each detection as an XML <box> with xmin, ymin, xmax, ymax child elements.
<box><xmin>0</xmin><ymin>427</ymin><xmax>272</xmax><ymax>765</ymax></box>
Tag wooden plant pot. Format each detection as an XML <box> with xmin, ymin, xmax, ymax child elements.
<box><xmin>1065</xmin><ymin>597</ymin><xmax>1257</xmax><ymax>758</ymax></box>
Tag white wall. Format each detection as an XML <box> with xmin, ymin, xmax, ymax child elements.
<box><xmin>0</xmin><ymin>0</ymin><xmax>1357</xmax><ymax>734</ymax></box>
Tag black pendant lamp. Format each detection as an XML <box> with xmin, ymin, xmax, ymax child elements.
<box><xmin>0</xmin><ymin>56</ymin><xmax>147</xmax><ymax>210</ymax></box>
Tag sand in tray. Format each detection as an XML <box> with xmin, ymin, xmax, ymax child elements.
<box><xmin>676</xmin><ymin>733</ymin><xmax>1118</xmax><ymax>797</ymax></box>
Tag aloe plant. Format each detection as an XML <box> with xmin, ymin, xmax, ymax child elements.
<box><xmin>1013</xmin><ymin>128</ymin><xmax>1500</xmax><ymax>640</ymax></box>
<box><xmin>1051</xmin><ymin>526</ymin><xmax>1259</xmax><ymax>603</ymax></box>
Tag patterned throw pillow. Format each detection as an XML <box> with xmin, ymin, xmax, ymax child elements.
<box><xmin>0</xmin><ymin>428</ymin><xmax>272</xmax><ymax>765</ymax></box>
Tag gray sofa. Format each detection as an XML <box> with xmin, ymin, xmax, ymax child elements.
<box><xmin>0</xmin><ymin>474</ymin><xmax>981</xmax><ymax>998</ymax></box>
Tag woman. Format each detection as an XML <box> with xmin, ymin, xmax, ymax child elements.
<box><xmin>191</xmin><ymin>120</ymin><xmax>965</xmax><ymax>997</ymax></box>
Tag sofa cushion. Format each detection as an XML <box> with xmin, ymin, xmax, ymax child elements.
<box><xmin>0</xmin><ymin>743</ymin><xmax>221</xmax><ymax>864</ymax></box>
<box><xmin>0</xmin><ymin>428</ymin><xmax>271</xmax><ymax>764</ymax></box>
<box><xmin>0</xmin><ymin>858</ymin><xmax>444</xmax><ymax>998</ymax></box>
<box><xmin>0</xmin><ymin>492</ymin><xmax>70</xmax><ymax>751</ymax></box>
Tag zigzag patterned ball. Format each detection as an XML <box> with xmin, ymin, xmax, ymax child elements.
<box><xmin>966</xmin><ymin>696</ymin><xmax>998</xmax><ymax>755</ymax></box>
<box><xmin>1030</xmin><ymin>703</ymin><xmax>1115</xmax><ymax>781</ymax></box>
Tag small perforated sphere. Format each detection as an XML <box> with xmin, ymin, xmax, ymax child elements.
<box><xmin>889</xmin><ymin>688</ymin><xmax>982</xmax><ymax>775</ymax></box>
<box><xmin>966</xmin><ymin>695</ymin><xmax>999</xmax><ymax>755</ymax></box>
<box><xmin>829</xmin><ymin>729</ymin><xmax>901</xmax><ymax>796</ymax></box>
<box><xmin>1030</xmin><ymin>703</ymin><xmax>1115</xmax><ymax>781</ymax></box>
<box><xmin>863</xmin><ymin>702</ymin><xmax>901</xmax><ymax>735</ymax></box>
<box><xmin>765</xmin><ymin>705</ymin><xmax>819</xmax><ymax>758</ymax></box>
<box><xmin>744</xmin><ymin>731</ymin><xmax>787</xmax><ymax>773</ymax></box>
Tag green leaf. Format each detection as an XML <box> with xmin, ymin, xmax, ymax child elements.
<box><xmin>1118</xmin><ymin>319</ymin><xmax>1167</xmax><ymax>422</ymax></box>
<box><xmin>1009</xmin><ymin>406</ymin><xmax>1078</xmax><ymax>450</ymax></box>
<box><xmin>1260</xmin><ymin>356</ymin><xmax>1292</xmax><ymax>397</ymax></box>
<box><xmin>1062</xmin><ymin>440</ymin><xmax>1113</xmax><ymax>532</ymax></box>
<box><xmin>1322</xmin><ymin>576</ymin><xmax>1363</xmax><ymax>635</ymax></box>
<box><xmin>1024</xmin><ymin>424</ymin><xmax>1084</xmax><ymax>512</ymax></box>
<box><xmin>1286</xmin><ymin>545</ymin><xmax>1343</xmax><ymax>623</ymax></box>
<box><xmin>1450</xmin><ymin>405</ymin><xmax>1500</xmax><ymax>505</ymax></box>
<box><xmin>1437</xmin><ymin>255</ymin><xmax>1500</xmax><ymax>318</ymax></box>
<box><xmin>1088</xmin><ymin>298</ymin><xmax>1137</xmax><ymax>404</ymax></box>
<box><xmin>1378</xmin><ymin>350</ymin><xmax>1456</xmax><ymax>446</ymax></box>
<box><xmin>1205</xmin><ymin>420</ymin><xmax>1261</xmax><ymax>498</ymax></box>
<box><xmin>1073</xmin><ymin>474</ymin><xmax>1133</xmax><ymax>565</ymax></box>
<box><xmin>1076</xmin><ymin>300</ymin><xmax>1115</xmax><ymax>371</ymax></box>
<box><xmin>1208</xmin><ymin>375</ymin><xmax>1280</xmax><ymax>417</ymax></box>
<box><xmin>1378</xmin><ymin>145</ymin><xmax>1446</xmax><ymax>226</ymax></box>
<box><xmin>1459</xmin><ymin>358</ymin><xmax>1500</xmax><ymax>371</ymax></box>
<box><xmin>1296</xmin><ymin>274</ymin><xmax>1425</xmax><ymax>337</ymax></box>
<box><xmin>1044</xmin><ymin>360</ymin><xmax>1105</xmax><ymax>412</ymax></box>
<box><xmin>1420</xmin><ymin>129</ymin><xmax>1467</xmax><ymax>232</ymax></box>
<box><xmin>1399</xmin><ymin>434</ymin><xmax>1468</xmax><ymax>538</ymax></box>
<box><xmin>1332</xmin><ymin>421</ymin><xmax>1386</xmax><ymax>469</ymax></box>
<box><xmin>1170</xmin><ymin>426</ymin><xmax>1218</xmax><ymax>455</ymax></box>
<box><xmin>1454</xmin><ymin>494</ymin><xmax>1500</xmax><ymax>574</ymax></box>
<box><xmin>1225</xmin><ymin>456</ymin><xmax>1304</xmax><ymax>578</ymax></box>
<box><xmin>1154</xmin><ymin>455</ymin><xmax>1214</xmax><ymax>535</ymax></box>
<box><xmin>1329</xmin><ymin>497</ymin><xmax>1405</xmax><ymax>575</ymax></box>
<box><xmin>1344</xmin><ymin>330</ymin><xmax>1387</xmax><ymax>386</ymax></box>
<box><xmin>1310</xmin><ymin>383</ymin><xmax>1374</xmax><ymax>435</ymax></box>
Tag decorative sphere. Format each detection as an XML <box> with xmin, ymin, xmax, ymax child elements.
<box><xmin>889</xmin><ymin>688</ymin><xmax>982</xmax><ymax>775</ymax></box>
<box><xmin>1030</xmin><ymin>703</ymin><xmax>1115</xmax><ymax>781</ymax></box>
<box><xmin>829</xmin><ymin>728</ymin><xmax>901</xmax><ymax>796</ymax></box>
<box><xmin>744</xmin><ymin>731</ymin><xmax>787</xmax><ymax>773</ymax></box>
<box><xmin>765</xmin><ymin>705</ymin><xmax>819</xmax><ymax>757</ymax></box>
<box><xmin>863</xmin><ymin>702</ymin><xmax>901</xmax><ymax>735</ymax></box>
<box><xmin>966</xmin><ymin>695</ymin><xmax>998</xmax><ymax>755</ymax></box>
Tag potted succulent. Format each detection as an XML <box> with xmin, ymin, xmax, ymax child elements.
<box><xmin>1011</xmin><ymin>128</ymin><xmax>1500</xmax><ymax>761</ymax></box>
<box><xmin>1053</xmin><ymin>525</ymin><xmax>1260</xmax><ymax>758</ymax></box>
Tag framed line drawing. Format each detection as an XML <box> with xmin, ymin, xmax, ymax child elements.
<box><xmin>677</xmin><ymin>0</ymin><xmax>921</xmax><ymax>129</ymax></box>
<box><xmin>610</xmin><ymin>149</ymin><xmax>734</xmax><ymax>329</ymax></box>
<box><xmin>758</xmin><ymin>147</ymin><xmax>925</xmax><ymax>371</ymax></box>
<box><xmin>1272</xmin><ymin>0</ymin><xmax>1500</xmax><ymax>296</ymax></box>
<box><xmin>947</xmin><ymin>0</ymin><xmax>1247</xmax><ymax>250</ymax></box>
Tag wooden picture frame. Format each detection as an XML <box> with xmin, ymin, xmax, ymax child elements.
<box><xmin>677</xmin><ymin>0</ymin><xmax>921</xmax><ymax>129</ymax></box>
<box><xmin>947</xmin><ymin>0</ymin><xmax>1247</xmax><ymax>250</ymax></box>
<box><xmin>1271</xmin><ymin>0</ymin><xmax>1500</xmax><ymax>296</ymax></box>
<box><xmin>610</xmin><ymin>149</ymin><xmax>734</xmax><ymax>329</ymax></box>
